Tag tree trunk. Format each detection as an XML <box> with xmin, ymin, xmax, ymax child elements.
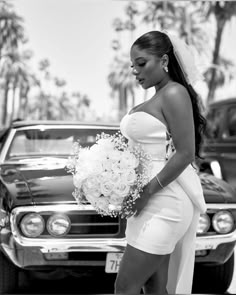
<box><xmin>2</xmin><ymin>80</ymin><xmax>10</xmax><ymax>126</ymax></box>
<box><xmin>207</xmin><ymin>12</ymin><xmax>226</xmax><ymax>103</ymax></box>
<box><xmin>118</xmin><ymin>87</ymin><xmax>127</xmax><ymax>120</ymax></box>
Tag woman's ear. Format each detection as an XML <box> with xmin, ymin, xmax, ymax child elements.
<box><xmin>162</xmin><ymin>54</ymin><xmax>169</xmax><ymax>68</ymax></box>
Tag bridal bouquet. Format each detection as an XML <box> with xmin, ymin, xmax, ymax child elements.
<box><xmin>66</xmin><ymin>132</ymin><xmax>152</xmax><ymax>218</ymax></box>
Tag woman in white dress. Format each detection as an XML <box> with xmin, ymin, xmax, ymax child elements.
<box><xmin>115</xmin><ymin>31</ymin><xmax>207</xmax><ymax>294</ymax></box>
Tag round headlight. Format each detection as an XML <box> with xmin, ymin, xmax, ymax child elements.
<box><xmin>20</xmin><ymin>213</ymin><xmax>45</xmax><ymax>237</ymax></box>
<box><xmin>212</xmin><ymin>211</ymin><xmax>234</xmax><ymax>234</ymax></box>
<box><xmin>47</xmin><ymin>214</ymin><xmax>71</xmax><ymax>237</ymax></box>
<box><xmin>197</xmin><ymin>213</ymin><xmax>210</xmax><ymax>234</ymax></box>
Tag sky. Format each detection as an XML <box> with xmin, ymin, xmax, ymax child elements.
<box><xmin>12</xmin><ymin>0</ymin><xmax>236</xmax><ymax>115</ymax></box>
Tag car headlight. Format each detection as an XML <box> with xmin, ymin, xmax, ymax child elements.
<box><xmin>212</xmin><ymin>210</ymin><xmax>234</xmax><ymax>234</ymax></box>
<box><xmin>20</xmin><ymin>213</ymin><xmax>45</xmax><ymax>237</ymax></box>
<box><xmin>47</xmin><ymin>214</ymin><xmax>71</xmax><ymax>237</ymax></box>
<box><xmin>197</xmin><ymin>213</ymin><xmax>210</xmax><ymax>234</ymax></box>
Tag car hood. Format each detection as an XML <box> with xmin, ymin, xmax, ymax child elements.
<box><xmin>1</xmin><ymin>161</ymin><xmax>235</xmax><ymax>209</ymax></box>
<box><xmin>0</xmin><ymin>158</ymin><xmax>75</xmax><ymax>208</ymax></box>
<box><xmin>199</xmin><ymin>173</ymin><xmax>236</xmax><ymax>203</ymax></box>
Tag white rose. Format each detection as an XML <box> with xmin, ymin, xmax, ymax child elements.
<box><xmin>102</xmin><ymin>171</ymin><xmax>122</xmax><ymax>185</ymax></box>
<box><xmin>78</xmin><ymin>148</ymin><xmax>91</xmax><ymax>161</ymax></box>
<box><xmin>113</xmin><ymin>181</ymin><xmax>130</xmax><ymax>198</ymax></box>
<box><xmin>120</xmin><ymin>151</ymin><xmax>139</xmax><ymax>169</ymax></box>
<box><xmin>121</xmin><ymin>169</ymin><xmax>137</xmax><ymax>185</ymax></box>
<box><xmin>89</xmin><ymin>160</ymin><xmax>104</xmax><ymax>174</ymax></box>
<box><xmin>86</xmin><ymin>190</ymin><xmax>102</xmax><ymax>207</ymax></box>
<box><xmin>111</xmin><ymin>162</ymin><xmax>122</xmax><ymax>175</ymax></box>
<box><xmin>102</xmin><ymin>159</ymin><xmax>113</xmax><ymax>172</ymax></box>
<box><xmin>100</xmin><ymin>180</ymin><xmax>114</xmax><ymax>196</ymax></box>
<box><xmin>108</xmin><ymin>150</ymin><xmax>122</xmax><ymax>163</ymax></box>
<box><xmin>89</xmin><ymin>144</ymin><xmax>100</xmax><ymax>153</ymax></box>
<box><xmin>82</xmin><ymin>175</ymin><xmax>101</xmax><ymax>198</ymax></box>
<box><xmin>97</xmin><ymin>138</ymin><xmax>115</xmax><ymax>151</ymax></box>
<box><xmin>110</xmin><ymin>173</ymin><xmax>121</xmax><ymax>184</ymax></box>
<box><xmin>110</xmin><ymin>193</ymin><xmax>124</xmax><ymax>206</ymax></box>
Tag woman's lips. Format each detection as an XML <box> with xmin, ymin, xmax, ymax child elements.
<box><xmin>137</xmin><ymin>78</ymin><xmax>144</xmax><ymax>84</ymax></box>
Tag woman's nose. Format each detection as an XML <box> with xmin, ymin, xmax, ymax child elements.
<box><xmin>132</xmin><ymin>67</ymin><xmax>138</xmax><ymax>75</ymax></box>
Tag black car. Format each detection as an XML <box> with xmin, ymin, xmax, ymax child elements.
<box><xmin>0</xmin><ymin>121</ymin><xmax>236</xmax><ymax>294</ymax></box>
<box><xmin>199</xmin><ymin>97</ymin><xmax>236</xmax><ymax>190</ymax></box>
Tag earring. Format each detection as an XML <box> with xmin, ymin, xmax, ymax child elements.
<box><xmin>164</xmin><ymin>65</ymin><xmax>168</xmax><ymax>73</ymax></box>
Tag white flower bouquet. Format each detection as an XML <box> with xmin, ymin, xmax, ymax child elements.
<box><xmin>66</xmin><ymin>132</ymin><xmax>152</xmax><ymax>218</ymax></box>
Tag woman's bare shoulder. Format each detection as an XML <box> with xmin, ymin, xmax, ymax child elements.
<box><xmin>162</xmin><ymin>82</ymin><xmax>191</xmax><ymax>109</ymax></box>
<box><xmin>163</xmin><ymin>82</ymin><xmax>188</xmax><ymax>98</ymax></box>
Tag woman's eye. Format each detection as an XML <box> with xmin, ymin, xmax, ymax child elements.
<box><xmin>138</xmin><ymin>63</ymin><xmax>145</xmax><ymax>67</ymax></box>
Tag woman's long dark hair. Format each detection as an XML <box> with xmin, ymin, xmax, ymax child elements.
<box><xmin>132</xmin><ymin>31</ymin><xmax>206</xmax><ymax>158</ymax></box>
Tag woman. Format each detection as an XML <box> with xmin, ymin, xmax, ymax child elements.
<box><xmin>116</xmin><ymin>31</ymin><xmax>207</xmax><ymax>294</ymax></box>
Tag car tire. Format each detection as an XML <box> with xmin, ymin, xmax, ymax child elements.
<box><xmin>0</xmin><ymin>251</ymin><xmax>19</xmax><ymax>293</ymax></box>
<box><xmin>192</xmin><ymin>253</ymin><xmax>234</xmax><ymax>293</ymax></box>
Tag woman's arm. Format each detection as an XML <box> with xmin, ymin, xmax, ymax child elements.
<box><xmin>152</xmin><ymin>83</ymin><xmax>195</xmax><ymax>189</ymax></box>
<box><xmin>134</xmin><ymin>84</ymin><xmax>195</xmax><ymax>215</ymax></box>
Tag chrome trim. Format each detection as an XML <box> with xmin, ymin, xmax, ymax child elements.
<box><xmin>10</xmin><ymin>203</ymin><xmax>236</xmax><ymax>253</ymax></box>
<box><xmin>14</xmin><ymin>125</ymin><xmax>119</xmax><ymax>131</ymax></box>
<box><xmin>210</xmin><ymin>160</ymin><xmax>222</xmax><ymax>179</ymax></box>
<box><xmin>10</xmin><ymin>204</ymin><xmax>126</xmax><ymax>253</ymax></box>
<box><xmin>205</xmin><ymin>203</ymin><xmax>236</xmax><ymax>210</ymax></box>
<box><xmin>195</xmin><ymin>229</ymin><xmax>236</xmax><ymax>250</ymax></box>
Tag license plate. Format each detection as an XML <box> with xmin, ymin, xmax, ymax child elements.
<box><xmin>195</xmin><ymin>242</ymin><xmax>215</xmax><ymax>250</ymax></box>
<box><xmin>105</xmin><ymin>252</ymin><xmax>123</xmax><ymax>273</ymax></box>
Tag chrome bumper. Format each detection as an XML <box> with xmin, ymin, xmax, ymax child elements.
<box><xmin>10</xmin><ymin>203</ymin><xmax>236</xmax><ymax>254</ymax></box>
<box><xmin>10</xmin><ymin>204</ymin><xmax>127</xmax><ymax>254</ymax></box>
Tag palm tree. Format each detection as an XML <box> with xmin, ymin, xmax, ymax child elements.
<box><xmin>142</xmin><ymin>2</ymin><xmax>210</xmax><ymax>57</ymax></box>
<box><xmin>0</xmin><ymin>0</ymin><xmax>27</xmax><ymax>126</ymax></box>
<box><xmin>0</xmin><ymin>50</ymin><xmax>37</xmax><ymax>125</ymax></box>
<box><xmin>142</xmin><ymin>1</ymin><xmax>176</xmax><ymax>30</ymax></box>
<box><xmin>108</xmin><ymin>53</ymin><xmax>138</xmax><ymax>119</ymax></box>
<box><xmin>203</xmin><ymin>1</ymin><xmax>236</xmax><ymax>102</ymax></box>
<box><xmin>0</xmin><ymin>0</ymin><xmax>26</xmax><ymax>59</ymax></box>
<box><xmin>72</xmin><ymin>92</ymin><xmax>91</xmax><ymax>121</ymax></box>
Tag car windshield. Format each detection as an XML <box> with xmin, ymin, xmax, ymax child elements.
<box><xmin>5</xmin><ymin>128</ymin><xmax>117</xmax><ymax>160</ymax></box>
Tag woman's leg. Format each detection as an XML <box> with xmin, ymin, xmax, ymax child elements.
<box><xmin>114</xmin><ymin>244</ymin><xmax>171</xmax><ymax>295</ymax></box>
<box><xmin>143</xmin><ymin>253</ymin><xmax>170</xmax><ymax>294</ymax></box>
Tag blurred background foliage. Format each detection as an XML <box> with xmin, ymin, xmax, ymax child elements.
<box><xmin>1</xmin><ymin>0</ymin><xmax>236</xmax><ymax>126</ymax></box>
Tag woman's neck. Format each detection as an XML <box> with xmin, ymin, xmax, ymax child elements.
<box><xmin>154</xmin><ymin>79</ymin><xmax>174</xmax><ymax>94</ymax></box>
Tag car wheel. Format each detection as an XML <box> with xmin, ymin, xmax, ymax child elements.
<box><xmin>192</xmin><ymin>253</ymin><xmax>234</xmax><ymax>293</ymax></box>
<box><xmin>0</xmin><ymin>251</ymin><xmax>19</xmax><ymax>293</ymax></box>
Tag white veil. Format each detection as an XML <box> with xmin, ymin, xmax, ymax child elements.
<box><xmin>162</xmin><ymin>30</ymin><xmax>204</xmax><ymax>86</ymax></box>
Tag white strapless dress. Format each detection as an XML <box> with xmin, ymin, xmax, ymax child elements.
<box><xmin>120</xmin><ymin>111</ymin><xmax>203</xmax><ymax>294</ymax></box>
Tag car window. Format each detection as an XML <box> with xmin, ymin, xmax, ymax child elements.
<box><xmin>205</xmin><ymin>107</ymin><xmax>225</xmax><ymax>139</ymax></box>
<box><xmin>226</xmin><ymin>107</ymin><xmax>236</xmax><ymax>138</ymax></box>
<box><xmin>5</xmin><ymin>128</ymin><xmax>117</xmax><ymax>160</ymax></box>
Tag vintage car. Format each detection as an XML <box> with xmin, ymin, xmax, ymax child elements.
<box><xmin>0</xmin><ymin>121</ymin><xmax>236</xmax><ymax>294</ymax></box>
<box><xmin>199</xmin><ymin>97</ymin><xmax>236</xmax><ymax>191</ymax></box>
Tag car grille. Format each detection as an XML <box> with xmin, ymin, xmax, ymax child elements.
<box><xmin>42</xmin><ymin>212</ymin><xmax>120</xmax><ymax>238</ymax></box>
<box><xmin>17</xmin><ymin>210</ymin><xmax>122</xmax><ymax>239</ymax></box>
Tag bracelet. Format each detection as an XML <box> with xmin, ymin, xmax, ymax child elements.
<box><xmin>155</xmin><ymin>175</ymin><xmax>164</xmax><ymax>188</ymax></box>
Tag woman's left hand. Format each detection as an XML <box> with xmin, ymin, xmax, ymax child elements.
<box><xmin>133</xmin><ymin>190</ymin><xmax>150</xmax><ymax>216</ymax></box>
<box><xmin>120</xmin><ymin>187</ymin><xmax>150</xmax><ymax>218</ymax></box>
<box><xmin>133</xmin><ymin>177</ymin><xmax>162</xmax><ymax>216</ymax></box>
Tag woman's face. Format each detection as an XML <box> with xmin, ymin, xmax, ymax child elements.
<box><xmin>130</xmin><ymin>45</ymin><xmax>165</xmax><ymax>89</ymax></box>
